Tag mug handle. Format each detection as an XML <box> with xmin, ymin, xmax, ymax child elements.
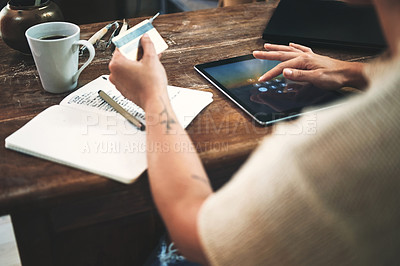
<box><xmin>73</xmin><ymin>40</ymin><xmax>95</xmax><ymax>83</ymax></box>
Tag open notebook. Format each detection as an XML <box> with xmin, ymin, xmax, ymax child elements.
<box><xmin>5</xmin><ymin>76</ymin><xmax>213</xmax><ymax>184</ymax></box>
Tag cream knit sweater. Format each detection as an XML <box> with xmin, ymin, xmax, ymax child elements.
<box><xmin>198</xmin><ymin>55</ymin><xmax>400</xmax><ymax>266</ymax></box>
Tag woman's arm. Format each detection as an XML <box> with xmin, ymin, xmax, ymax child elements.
<box><xmin>109</xmin><ymin>34</ymin><xmax>211</xmax><ymax>264</ymax></box>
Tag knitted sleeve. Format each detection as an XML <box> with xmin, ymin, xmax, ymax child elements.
<box><xmin>198</xmin><ymin>58</ymin><xmax>400</xmax><ymax>266</ymax></box>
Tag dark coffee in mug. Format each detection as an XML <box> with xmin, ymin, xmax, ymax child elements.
<box><xmin>39</xmin><ymin>35</ymin><xmax>68</xmax><ymax>40</ymax></box>
<box><xmin>26</xmin><ymin>22</ymin><xmax>95</xmax><ymax>93</ymax></box>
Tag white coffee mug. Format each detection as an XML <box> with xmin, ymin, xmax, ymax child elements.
<box><xmin>25</xmin><ymin>22</ymin><xmax>95</xmax><ymax>93</ymax></box>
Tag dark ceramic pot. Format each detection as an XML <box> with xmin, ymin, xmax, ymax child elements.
<box><xmin>0</xmin><ymin>0</ymin><xmax>64</xmax><ymax>54</ymax></box>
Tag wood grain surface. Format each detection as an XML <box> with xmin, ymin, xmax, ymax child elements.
<box><xmin>0</xmin><ymin>1</ymin><xmax>379</xmax><ymax>265</ymax></box>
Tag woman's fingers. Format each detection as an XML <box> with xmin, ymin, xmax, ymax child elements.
<box><xmin>140</xmin><ymin>33</ymin><xmax>157</xmax><ymax>61</ymax></box>
<box><xmin>254</xmin><ymin>43</ymin><xmax>312</xmax><ymax>62</ymax></box>
<box><xmin>262</xmin><ymin>42</ymin><xmax>312</xmax><ymax>54</ymax></box>
<box><xmin>263</xmin><ymin>43</ymin><xmax>299</xmax><ymax>52</ymax></box>
<box><xmin>283</xmin><ymin>68</ymin><xmax>319</xmax><ymax>83</ymax></box>
<box><xmin>255</xmin><ymin>43</ymin><xmax>316</xmax><ymax>83</ymax></box>
<box><xmin>289</xmin><ymin>43</ymin><xmax>313</xmax><ymax>53</ymax></box>
<box><xmin>258</xmin><ymin>57</ymin><xmax>304</xmax><ymax>82</ymax></box>
<box><xmin>253</xmin><ymin>51</ymin><xmax>300</xmax><ymax>62</ymax></box>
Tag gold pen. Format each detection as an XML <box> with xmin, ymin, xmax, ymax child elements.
<box><xmin>98</xmin><ymin>90</ymin><xmax>145</xmax><ymax>131</ymax></box>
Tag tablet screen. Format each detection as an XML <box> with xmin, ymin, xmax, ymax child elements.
<box><xmin>195</xmin><ymin>54</ymin><xmax>347</xmax><ymax>125</ymax></box>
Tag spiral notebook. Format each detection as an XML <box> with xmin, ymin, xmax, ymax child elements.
<box><xmin>5</xmin><ymin>75</ymin><xmax>213</xmax><ymax>184</ymax></box>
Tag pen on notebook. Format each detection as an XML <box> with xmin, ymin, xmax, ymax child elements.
<box><xmin>98</xmin><ymin>90</ymin><xmax>145</xmax><ymax>131</ymax></box>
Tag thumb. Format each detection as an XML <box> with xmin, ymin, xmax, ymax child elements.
<box><xmin>109</xmin><ymin>48</ymin><xmax>132</xmax><ymax>74</ymax></box>
<box><xmin>112</xmin><ymin>48</ymin><xmax>129</xmax><ymax>64</ymax></box>
<box><xmin>283</xmin><ymin>68</ymin><xmax>313</xmax><ymax>82</ymax></box>
<box><xmin>140</xmin><ymin>33</ymin><xmax>157</xmax><ymax>60</ymax></box>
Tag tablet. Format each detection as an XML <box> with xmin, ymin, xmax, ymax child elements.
<box><xmin>194</xmin><ymin>54</ymin><xmax>347</xmax><ymax>125</ymax></box>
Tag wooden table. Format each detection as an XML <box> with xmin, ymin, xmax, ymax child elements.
<box><xmin>0</xmin><ymin>1</ymin><xmax>378</xmax><ymax>265</ymax></box>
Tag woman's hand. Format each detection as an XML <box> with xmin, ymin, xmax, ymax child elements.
<box><xmin>253</xmin><ymin>43</ymin><xmax>368</xmax><ymax>90</ymax></box>
<box><xmin>108</xmin><ymin>34</ymin><xmax>168</xmax><ymax>110</ymax></box>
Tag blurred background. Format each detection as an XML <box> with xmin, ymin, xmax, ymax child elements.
<box><xmin>0</xmin><ymin>0</ymin><xmax>254</xmax><ymax>25</ymax></box>
<box><xmin>0</xmin><ymin>0</ymin><xmax>160</xmax><ymax>24</ymax></box>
